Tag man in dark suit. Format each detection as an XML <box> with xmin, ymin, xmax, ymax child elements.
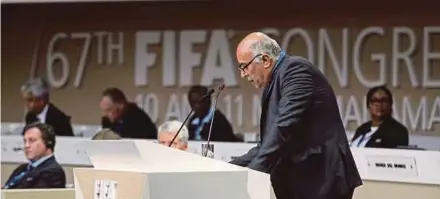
<box><xmin>100</xmin><ymin>87</ymin><xmax>157</xmax><ymax>139</ymax></box>
<box><xmin>187</xmin><ymin>85</ymin><xmax>237</xmax><ymax>142</ymax></box>
<box><xmin>230</xmin><ymin>32</ymin><xmax>362</xmax><ymax>199</ymax></box>
<box><xmin>3</xmin><ymin>122</ymin><xmax>66</xmax><ymax>189</ymax></box>
<box><xmin>21</xmin><ymin>78</ymin><xmax>74</xmax><ymax>136</ymax></box>
<box><xmin>351</xmin><ymin>86</ymin><xmax>409</xmax><ymax>148</ymax></box>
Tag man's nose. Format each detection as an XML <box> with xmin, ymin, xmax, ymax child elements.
<box><xmin>240</xmin><ymin>70</ymin><xmax>248</xmax><ymax>78</ymax></box>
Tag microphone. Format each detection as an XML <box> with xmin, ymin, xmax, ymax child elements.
<box><xmin>168</xmin><ymin>85</ymin><xmax>220</xmax><ymax>147</ymax></box>
<box><xmin>202</xmin><ymin>84</ymin><xmax>225</xmax><ymax>157</ymax></box>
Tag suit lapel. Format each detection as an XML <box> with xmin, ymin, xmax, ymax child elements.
<box><xmin>261</xmin><ymin>61</ymin><xmax>279</xmax><ymax>110</ymax></box>
<box><xmin>261</xmin><ymin>86</ymin><xmax>270</xmax><ymax>109</ymax></box>
<box><xmin>9</xmin><ymin>164</ymin><xmax>34</xmax><ymax>188</ymax></box>
<box><xmin>26</xmin><ymin>112</ymin><xmax>38</xmax><ymax>124</ymax></box>
<box><xmin>351</xmin><ymin>122</ymin><xmax>371</xmax><ymax>142</ymax></box>
<box><xmin>258</xmin><ymin>54</ymin><xmax>286</xmax><ymax>141</ymax></box>
<box><xmin>367</xmin><ymin>124</ymin><xmax>387</xmax><ymax>146</ymax></box>
<box><xmin>44</xmin><ymin>104</ymin><xmax>54</xmax><ymax>125</ymax></box>
<box><xmin>20</xmin><ymin>167</ymin><xmax>36</xmax><ymax>186</ymax></box>
<box><xmin>259</xmin><ymin>80</ymin><xmax>276</xmax><ymax>140</ymax></box>
<box><xmin>19</xmin><ymin>156</ymin><xmax>55</xmax><ymax>186</ymax></box>
<box><xmin>366</xmin><ymin>117</ymin><xmax>393</xmax><ymax>146</ymax></box>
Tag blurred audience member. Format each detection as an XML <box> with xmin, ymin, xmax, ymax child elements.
<box><xmin>21</xmin><ymin>78</ymin><xmax>74</xmax><ymax>136</ymax></box>
<box><xmin>100</xmin><ymin>87</ymin><xmax>157</xmax><ymax>139</ymax></box>
<box><xmin>158</xmin><ymin>120</ymin><xmax>188</xmax><ymax>150</ymax></box>
<box><xmin>3</xmin><ymin>122</ymin><xmax>66</xmax><ymax>189</ymax></box>
<box><xmin>351</xmin><ymin>86</ymin><xmax>409</xmax><ymax>148</ymax></box>
<box><xmin>92</xmin><ymin>128</ymin><xmax>122</xmax><ymax>140</ymax></box>
<box><xmin>187</xmin><ymin>85</ymin><xmax>237</xmax><ymax>142</ymax></box>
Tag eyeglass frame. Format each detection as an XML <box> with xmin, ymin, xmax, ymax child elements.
<box><xmin>369</xmin><ymin>97</ymin><xmax>391</xmax><ymax>104</ymax></box>
<box><xmin>237</xmin><ymin>53</ymin><xmax>263</xmax><ymax>71</ymax></box>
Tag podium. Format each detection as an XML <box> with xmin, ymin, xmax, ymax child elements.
<box><xmin>73</xmin><ymin>140</ymin><xmax>276</xmax><ymax>199</ymax></box>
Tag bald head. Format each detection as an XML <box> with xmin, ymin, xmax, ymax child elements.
<box><xmin>237</xmin><ymin>32</ymin><xmax>267</xmax><ymax>58</ymax></box>
<box><xmin>236</xmin><ymin>32</ymin><xmax>282</xmax><ymax>88</ymax></box>
<box><xmin>236</xmin><ymin>32</ymin><xmax>281</xmax><ymax>62</ymax></box>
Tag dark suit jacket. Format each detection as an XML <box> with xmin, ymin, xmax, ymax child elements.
<box><xmin>4</xmin><ymin>156</ymin><xmax>66</xmax><ymax>189</ymax></box>
<box><xmin>188</xmin><ymin>110</ymin><xmax>237</xmax><ymax>142</ymax></box>
<box><xmin>102</xmin><ymin>102</ymin><xmax>157</xmax><ymax>139</ymax></box>
<box><xmin>230</xmin><ymin>55</ymin><xmax>362</xmax><ymax>199</ymax></box>
<box><xmin>352</xmin><ymin>117</ymin><xmax>409</xmax><ymax>148</ymax></box>
<box><xmin>25</xmin><ymin>103</ymin><xmax>74</xmax><ymax>136</ymax></box>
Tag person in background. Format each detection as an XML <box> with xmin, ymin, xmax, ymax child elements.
<box><xmin>21</xmin><ymin>77</ymin><xmax>74</xmax><ymax>136</ymax></box>
<box><xmin>3</xmin><ymin>122</ymin><xmax>66</xmax><ymax>189</ymax></box>
<box><xmin>187</xmin><ymin>85</ymin><xmax>237</xmax><ymax>142</ymax></box>
<box><xmin>351</xmin><ymin>86</ymin><xmax>409</xmax><ymax>148</ymax></box>
<box><xmin>157</xmin><ymin>120</ymin><xmax>189</xmax><ymax>151</ymax></box>
<box><xmin>100</xmin><ymin>87</ymin><xmax>157</xmax><ymax>139</ymax></box>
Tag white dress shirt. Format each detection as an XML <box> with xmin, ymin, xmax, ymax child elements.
<box><xmin>36</xmin><ymin>104</ymin><xmax>49</xmax><ymax>123</ymax></box>
<box><xmin>351</xmin><ymin>126</ymin><xmax>379</xmax><ymax>148</ymax></box>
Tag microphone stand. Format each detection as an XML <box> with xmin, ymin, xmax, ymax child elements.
<box><xmin>168</xmin><ymin>109</ymin><xmax>195</xmax><ymax>147</ymax></box>
<box><xmin>203</xmin><ymin>85</ymin><xmax>224</xmax><ymax>157</ymax></box>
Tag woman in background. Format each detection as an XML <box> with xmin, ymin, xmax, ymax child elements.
<box><xmin>351</xmin><ymin>86</ymin><xmax>409</xmax><ymax>149</ymax></box>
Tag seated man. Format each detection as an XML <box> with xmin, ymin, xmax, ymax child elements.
<box><xmin>3</xmin><ymin>122</ymin><xmax>66</xmax><ymax>189</ymax></box>
<box><xmin>187</xmin><ymin>85</ymin><xmax>237</xmax><ymax>142</ymax></box>
<box><xmin>157</xmin><ymin>120</ymin><xmax>189</xmax><ymax>151</ymax></box>
<box><xmin>21</xmin><ymin>77</ymin><xmax>74</xmax><ymax>136</ymax></box>
<box><xmin>100</xmin><ymin>87</ymin><xmax>158</xmax><ymax>139</ymax></box>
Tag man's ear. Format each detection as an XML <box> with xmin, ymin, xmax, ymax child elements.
<box><xmin>262</xmin><ymin>55</ymin><xmax>272</xmax><ymax>69</ymax></box>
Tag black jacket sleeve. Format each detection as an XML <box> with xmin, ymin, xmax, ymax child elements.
<box><xmin>229</xmin><ymin>144</ymin><xmax>261</xmax><ymax>167</ymax></box>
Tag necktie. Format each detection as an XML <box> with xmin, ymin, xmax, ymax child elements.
<box><xmin>357</xmin><ymin>134</ymin><xmax>367</xmax><ymax>147</ymax></box>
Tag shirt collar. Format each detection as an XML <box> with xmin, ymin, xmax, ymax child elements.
<box><xmin>275</xmin><ymin>51</ymin><xmax>286</xmax><ymax>68</ymax></box>
<box><xmin>191</xmin><ymin>107</ymin><xmax>215</xmax><ymax>125</ymax></box>
<box><xmin>30</xmin><ymin>154</ymin><xmax>53</xmax><ymax>168</ymax></box>
<box><xmin>37</xmin><ymin>104</ymin><xmax>49</xmax><ymax>122</ymax></box>
<box><xmin>270</xmin><ymin>51</ymin><xmax>286</xmax><ymax>79</ymax></box>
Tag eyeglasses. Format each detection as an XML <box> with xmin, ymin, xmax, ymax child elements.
<box><xmin>237</xmin><ymin>54</ymin><xmax>263</xmax><ymax>71</ymax></box>
<box><xmin>370</xmin><ymin>97</ymin><xmax>390</xmax><ymax>104</ymax></box>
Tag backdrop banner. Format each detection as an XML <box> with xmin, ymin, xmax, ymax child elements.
<box><xmin>2</xmin><ymin>5</ymin><xmax>439</xmax><ymax>136</ymax></box>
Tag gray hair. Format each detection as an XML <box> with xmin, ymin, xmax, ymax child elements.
<box><xmin>21</xmin><ymin>78</ymin><xmax>50</xmax><ymax>99</ymax></box>
<box><xmin>158</xmin><ymin>120</ymin><xmax>189</xmax><ymax>144</ymax></box>
<box><xmin>249</xmin><ymin>33</ymin><xmax>282</xmax><ymax>62</ymax></box>
<box><xmin>92</xmin><ymin>128</ymin><xmax>122</xmax><ymax>140</ymax></box>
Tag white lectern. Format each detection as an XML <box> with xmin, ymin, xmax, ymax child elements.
<box><xmin>73</xmin><ymin>140</ymin><xmax>276</xmax><ymax>199</ymax></box>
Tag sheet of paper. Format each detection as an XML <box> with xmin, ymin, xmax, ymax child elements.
<box><xmin>93</xmin><ymin>180</ymin><xmax>102</xmax><ymax>199</ymax></box>
<box><xmin>107</xmin><ymin>180</ymin><xmax>118</xmax><ymax>199</ymax></box>
<box><xmin>94</xmin><ymin>179</ymin><xmax>118</xmax><ymax>199</ymax></box>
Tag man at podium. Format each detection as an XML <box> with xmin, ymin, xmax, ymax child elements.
<box><xmin>231</xmin><ymin>32</ymin><xmax>362</xmax><ymax>199</ymax></box>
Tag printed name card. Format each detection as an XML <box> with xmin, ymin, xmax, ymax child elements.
<box><xmin>94</xmin><ymin>179</ymin><xmax>118</xmax><ymax>199</ymax></box>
